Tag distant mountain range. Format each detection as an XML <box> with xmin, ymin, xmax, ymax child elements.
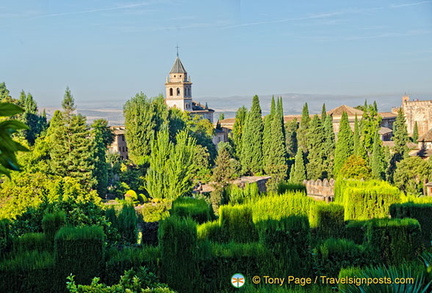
<box><xmin>40</xmin><ymin>93</ymin><xmax>431</xmax><ymax>125</ymax></box>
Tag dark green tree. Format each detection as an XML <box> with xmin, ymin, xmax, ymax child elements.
<box><xmin>412</xmin><ymin>121</ymin><xmax>419</xmax><ymax>142</ymax></box>
<box><xmin>322</xmin><ymin>107</ymin><xmax>335</xmax><ymax>178</ymax></box>
<box><xmin>370</xmin><ymin>132</ymin><xmax>386</xmax><ymax>180</ymax></box>
<box><xmin>240</xmin><ymin>95</ymin><xmax>263</xmax><ymax>175</ymax></box>
<box><xmin>353</xmin><ymin>115</ymin><xmax>362</xmax><ymax>157</ymax></box>
<box><xmin>263</xmin><ymin>97</ymin><xmax>276</xmax><ymax>172</ymax></box>
<box><xmin>360</xmin><ymin>103</ymin><xmax>381</xmax><ymax>161</ymax></box>
<box><xmin>212</xmin><ymin>142</ymin><xmax>237</xmax><ymax>186</ymax></box>
<box><xmin>297</xmin><ymin>103</ymin><xmax>310</xmax><ymax>153</ymax></box>
<box><xmin>0</xmin><ymin>82</ymin><xmax>15</xmax><ymax>103</ymax></box>
<box><xmin>62</xmin><ymin>86</ymin><xmax>76</xmax><ymax>116</ymax></box>
<box><xmin>290</xmin><ymin>147</ymin><xmax>306</xmax><ymax>184</ymax></box>
<box><xmin>393</xmin><ymin>108</ymin><xmax>409</xmax><ymax>158</ymax></box>
<box><xmin>17</xmin><ymin>91</ymin><xmax>47</xmax><ymax>145</ymax></box>
<box><xmin>91</xmin><ymin>119</ymin><xmax>114</xmax><ymax>196</ymax></box>
<box><xmin>285</xmin><ymin>119</ymin><xmax>298</xmax><ymax>160</ymax></box>
<box><xmin>394</xmin><ymin>156</ymin><xmax>431</xmax><ymax>195</ymax></box>
<box><xmin>334</xmin><ymin>112</ymin><xmax>354</xmax><ymax>177</ymax></box>
<box><xmin>339</xmin><ymin>155</ymin><xmax>371</xmax><ymax>180</ymax></box>
<box><xmin>230</xmin><ymin>106</ymin><xmax>247</xmax><ymax>159</ymax></box>
<box><xmin>306</xmin><ymin>115</ymin><xmax>325</xmax><ymax>179</ymax></box>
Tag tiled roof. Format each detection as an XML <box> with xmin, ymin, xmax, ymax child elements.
<box><xmin>170</xmin><ymin>57</ymin><xmax>187</xmax><ymax>74</ymax></box>
<box><xmin>327</xmin><ymin>105</ymin><xmax>363</xmax><ymax>116</ymax></box>
<box><xmin>419</xmin><ymin>129</ymin><xmax>432</xmax><ymax>142</ymax></box>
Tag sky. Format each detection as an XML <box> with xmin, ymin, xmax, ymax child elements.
<box><xmin>0</xmin><ymin>0</ymin><xmax>431</xmax><ymax>114</ymax></box>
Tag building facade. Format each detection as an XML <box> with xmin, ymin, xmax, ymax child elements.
<box><xmin>400</xmin><ymin>95</ymin><xmax>432</xmax><ymax>138</ymax></box>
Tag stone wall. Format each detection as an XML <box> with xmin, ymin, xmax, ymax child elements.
<box><xmin>303</xmin><ymin>179</ymin><xmax>335</xmax><ymax>202</ymax></box>
<box><xmin>402</xmin><ymin>97</ymin><xmax>432</xmax><ymax>137</ymax></box>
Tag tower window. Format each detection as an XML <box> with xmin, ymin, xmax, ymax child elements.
<box><xmin>177</xmin><ymin>88</ymin><xmax>180</xmax><ymax>96</ymax></box>
<box><xmin>169</xmin><ymin>88</ymin><xmax>173</xmax><ymax>96</ymax></box>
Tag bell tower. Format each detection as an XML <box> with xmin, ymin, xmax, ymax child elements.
<box><xmin>165</xmin><ymin>54</ymin><xmax>193</xmax><ymax>111</ymax></box>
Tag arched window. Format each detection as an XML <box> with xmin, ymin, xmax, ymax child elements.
<box><xmin>169</xmin><ymin>88</ymin><xmax>173</xmax><ymax>96</ymax></box>
<box><xmin>177</xmin><ymin>88</ymin><xmax>180</xmax><ymax>96</ymax></box>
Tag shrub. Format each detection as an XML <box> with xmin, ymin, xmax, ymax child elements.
<box><xmin>226</xmin><ymin>182</ymin><xmax>260</xmax><ymax>205</ymax></box>
<box><xmin>141</xmin><ymin>221</ymin><xmax>159</xmax><ymax>246</ymax></box>
<box><xmin>0</xmin><ymin>219</ymin><xmax>11</xmax><ymax>257</ymax></box>
<box><xmin>42</xmin><ymin>211</ymin><xmax>66</xmax><ymax>249</ymax></box>
<box><xmin>258</xmin><ymin>215</ymin><xmax>311</xmax><ymax>277</ymax></box>
<box><xmin>219</xmin><ymin>205</ymin><xmax>258</xmax><ymax>243</ymax></box>
<box><xmin>117</xmin><ymin>204</ymin><xmax>138</xmax><ymax>244</ymax></box>
<box><xmin>105</xmin><ymin>246</ymin><xmax>160</xmax><ymax>285</ymax></box>
<box><xmin>250</xmin><ymin>192</ymin><xmax>315</xmax><ymax>222</ymax></box>
<box><xmin>366</xmin><ymin>218</ymin><xmax>423</xmax><ymax>265</ymax></box>
<box><xmin>309</xmin><ymin>203</ymin><xmax>344</xmax><ymax>241</ymax></box>
<box><xmin>344</xmin><ymin>220</ymin><xmax>369</xmax><ymax>244</ymax></box>
<box><xmin>277</xmin><ymin>181</ymin><xmax>307</xmax><ymax>194</ymax></box>
<box><xmin>159</xmin><ymin>216</ymin><xmax>198</xmax><ymax>292</ymax></box>
<box><xmin>390</xmin><ymin>202</ymin><xmax>432</xmax><ymax>246</ymax></box>
<box><xmin>13</xmin><ymin>233</ymin><xmax>49</xmax><ymax>253</ymax></box>
<box><xmin>315</xmin><ymin>238</ymin><xmax>369</xmax><ymax>278</ymax></box>
<box><xmin>55</xmin><ymin>226</ymin><xmax>105</xmax><ymax>291</ymax></box>
<box><xmin>140</xmin><ymin>200</ymin><xmax>171</xmax><ymax>222</ymax></box>
<box><xmin>197</xmin><ymin>220</ymin><xmax>226</xmax><ymax>243</ymax></box>
<box><xmin>171</xmin><ymin>197</ymin><xmax>212</xmax><ymax>223</ymax></box>
<box><xmin>0</xmin><ymin>250</ymin><xmax>54</xmax><ymax>293</ymax></box>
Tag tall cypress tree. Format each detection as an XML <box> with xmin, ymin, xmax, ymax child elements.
<box><xmin>285</xmin><ymin>119</ymin><xmax>298</xmax><ymax>160</ymax></box>
<box><xmin>263</xmin><ymin>97</ymin><xmax>276</xmax><ymax>170</ymax></box>
<box><xmin>297</xmin><ymin>103</ymin><xmax>310</xmax><ymax>153</ymax></box>
<box><xmin>230</xmin><ymin>106</ymin><xmax>247</xmax><ymax>159</ymax></box>
<box><xmin>360</xmin><ymin>103</ymin><xmax>381</xmax><ymax>161</ymax></box>
<box><xmin>290</xmin><ymin>147</ymin><xmax>306</xmax><ymax>184</ymax></box>
<box><xmin>371</xmin><ymin>132</ymin><xmax>386</xmax><ymax>180</ymax></box>
<box><xmin>241</xmin><ymin>95</ymin><xmax>264</xmax><ymax>175</ymax></box>
<box><xmin>412</xmin><ymin>121</ymin><xmax>419</xmax><ymax>142</ymax></box>
<box><xmin>393</xmin><ymin>108</ymin><xmax>409</xmax><ymax>158</ymax></box>
<box><xmin>322</xmin><ymin>110</ymin><xmax>335</xmax><ymax>178</ymax></box>
<box><xmin>306</xmin><ymin>115</ymin><xmax>325</xmax><ymax>179</ymax></box>
<box><xmin>353</xmin><ymin>115</ymin><xmax>362</xmax><ymax>157</ymax></box>
<box><xmin>334</xmin><ymin>112</ymin><xmax>354</xmax><ymax>177</ymax></box>
<box><xmin>17</xmin><ymin>91</ymin><xmax>47</xmax><ymax>145</ymax></box>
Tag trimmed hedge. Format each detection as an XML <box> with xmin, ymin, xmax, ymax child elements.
<box><xmin>0</xmin><ymin>250</ymin><xmax>54</xmax><ymax>293</ymax></box>
<box><xmin>219</xmin><ymin>205</ymin><xmax>258</xmax><ymax>243</ymax></box>
<box><xmin>250</xmin><ymin>192</ymin><xmax>316</xmax><ymax>222</ymax></box>
<box><xmin>197</xmin><ymin>220</ymin><xmax>226</xmax><ymax>243</ymax></box>
<box><xmin>105</xmin><ymin>246</ymin><xmax>160</xmax><ymax>285</ymax></box>
<box><xmin>13</xmin><ymin>233</ymin><xmax>49</xmax><ymax>253</ymax></box>
<box><xmin>309</xmin><ymin>203</ymin><xmax>345</xmax><ymax>241</ymax></box>
<box><xmin>366</xmin><ymin>218</ymin><xmax>423</xmax><ymax>265</ymax></box>
<box><xmin>0</xmin><ymin>219</ymin><xmax>11</xmax><ymax>257</ymax></box>
<box><xmin>42</xmin><ymin>211</ymin><xmax>66</xmax><ymax>249</ymax></box>
<box><xmin>344</xmin><ymin>220</ymin><xmax>369</xmax><ymax>244</ymax></box>
<box><xmin>315</xmin><ymin>238</ymin><xmax>369</xmax><ymax>278</ymax></box>
<box><xmin>55</xmin><ymin>226</ymin><xmax>105</xmax><ymax>291</ymax></box>
<box><xmin>226</xmin><ymin>182</ymin><xmax>260</xmax><ymax>205</ymax></box>
<box><xmin>159</xmin><ymin>216</ymin><xmax>198</xmax><ymax>292</ymax></box>
<box><xmin>390</xmin><ymin>202</ymin><xmax>432</xmax><ymax>246</ymax></box>
<box><xmin>258</xmin><ymin>215</ymin><xmax>312</xmax><ymax>277</ymax></box>
<box><xmin>140</xmin><ymin>200</ymin><xmax>171</xmax><ymax>222</ymax></box>
<box><xmin>277</xmin><ymin>181</ymin><xmax>307</xmax><ymax>194</ymax></box>
<box><xmin>117</xmin><ymin>204</ymin><xmax>138</xmax><ymax>244</ymax></box>
<box><xmin>171</xmin><ymin>197</ymin><xmax>212</xmax><ymax>223</ymax></box>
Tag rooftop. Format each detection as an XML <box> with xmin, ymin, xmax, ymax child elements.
<box><xmin>170</xmin><ymin>57</ymin><xmax>187</xmax><ymax>74</ymax></box>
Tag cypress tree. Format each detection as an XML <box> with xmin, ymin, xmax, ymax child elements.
<box><xmin>263</xmin><ymin>97</ymin><xmax>276</xmax><ymax>170</ymax></box>
<box><xmin>212</xmin><ymin>142</ymin><xmax>236</xmax><ymax>186</ymax></box>
<box><xmin>290</xmin><ymin>147</ymin><xmax>306</xmax><ymax>184</ymax></box>
<box><xmin>322</xmin><ymin>105</ymin><xmax>335</xmax><ymax>178</ymax></box>
<box><xmin>230</xmin><ymin>106</ymin><xmax>247</xmax><ymax>159</ymax></box>
<box><xmin>360</xmin><ymin>103</ymin><xmax>381</xmax><ymax>160</ymax></box>
<box><xmin>412</xmin><ymin>121</ymin><xmax>419</xmax><ymax>142</ymax></box>
<box><xmin>18</xmin><ymin>91</ymin><xmax>47</xmax><ymax>145</ymax></box>
<box><xmin>371</xmin><ymin>132</ymin><xmax>386</xmax><ymax>180</ymax></box>
<box><xmin>334</xmin><ymin>112</ymin><xmax>354</xmax><ymax>177</ymax></box>
<box><xmin>285</xmin><ymin>119</ymin><xmax>298</xmax><ymax>160</ymax></box>
<box><xmin>297</xmin><ymin>103</ymin><xmax>310</xmax><ymax>153</ymax></box>
<box><xmin>353</xmin><ymin>114</ymin><xmax>362</xmax><ymax>157</ymax></box>
<box><xmin>306</xmin><ymin>115</ymin><xmax>325</xmax><ymax>179</ymax></box>
<box><xmin>393</xmin><ymin>108</ymin><xmax>409</xmax><ymax>158</ymax></box>
<box><xmin>241</xmin><ymin>95</ymin><xmax>264</xmax><ymax>175</ymax></box>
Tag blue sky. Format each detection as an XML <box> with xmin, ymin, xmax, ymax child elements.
<box><xmin>1</xmin><ymin>0</ymin><xmax>431</xmax><ymax>111</ymax></box>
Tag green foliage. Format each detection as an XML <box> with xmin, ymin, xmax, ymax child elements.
<box><xmin>0</xmin><ymin>250</ymin><xmax>54</xmax><ymax>293</ymax></box>
<box><xmin>290</xmin><ymin>147</ymin><xmax>306</xmax><ymax>184</ymax></box>
<box><xmin>17</xmin><ymin>91</ymin><xmax>48</xmax><ymax>145</ymax></box>
<box><xmin>13</xmin><ymin>233</ymin><xmax>49</xmax><ymax>253</ymax></box>
<box><xmin>0</xmin><ymin>102</ymin><xmax>29</xmax><ymax>177</ymax></box>
<box><xmin>309</xmin><ymin>203</ymin><xmax>345</xmax><ymax>240</ymax></box>
<box><xmin>394</xmin><ymin>156</ymin><xmax>432</xmax><ymax>195</ymax></box>
<box><xmin>345</xmin><ymin>220</ymin><xmax>369</xmax><ymax>244</ymax></box>
<box><xmin>212</xmin><ymin>142</ymin><xmax>237</xmax><ymax>186</ymax></box>
<box><xmin>241</xmin><ymin>95</ymin><xmax>264</xmax><ymax>175</ymax></box>
<box><xmin>197</xmin><ymin>221</ymin><xmax>225</xmax><ymax>243</ymax></box>
<box><xmin>306</xmin><ymin>115</ymin><xmax>326</xmax><ymax>179</ymax></box>
<box><xmin>370</xmin><ymin>132</ymin><xmax>386</xmax><ymax>180</ymax></box>
<box><xmin>339</xmin><ymin>155</ymin><xmax>371</xmax><ymax>180</ymax></box>
<box><xmin>297</xmin><ymin>103</ymin><xmax>310</xmax><ymax>153</ymax></box>
<box><xmin>140</xmin><ymin>200</ymin><xmax>171</xmax><ymax>222</ymax></box>
<box><xmin>339</xmin><ymin>263</ymin><xmax>430</xmax><ymax>293</ymax></box>
<box><xmin>219</xmin><ymin>205</ymin><xmax>258</xmax><ymax>243</ymax></box>
<box><xmin>334</xmin><ymin>112</ymin><xmax>353</xmax><ymax>177</ymax></box>
<box><xmin>117</xmin><ymin>204</ymin><xmax>138</xmax><ymax>244</ymax></box>
<box><xmin>55</xmin><ymin>226</ymin><xmax>105</xmax><ymax>290</ymax></box>
<box><xmin>67</xmin><ymin>267</ymin><xmax>174</xmax><ymax>293</ymax></box>
<box><xmin>171</xmin><ymin>197</ymin><xmax>212</xmax><ymax>224</ymax></box>
<box><xmin>393</xmin><ymin>107</ymin><xmax>410</xmax><ymax>158</ymax></box>
<box><xmin>105</xmin><ymin>247</ymin><xmax>160</xmax><ymax>285</ymax></box>
<box><xmin>366</xmin><ymin>218</ymin><xmax>423</xmax><ymax>266</ymax></box>
<box><xmin>226</xmin><ymin>182</ymin><xmax>260</xmax><ymax>205</ymax></box>
<box><xmin>284</xmin><ymin>118</ymin><xmax>298</xmax><ymax>160</ymax></box>
<box><xmin>342</xmin><ymin>181</ymin><xmax>401</xmax><ymax>220</ymax></box>
<box><xmin>390</xmin><ymin>202</ymin><xmax>432</xmax><ymax>246</ymax></box>
<box><xmin>159</xmin><ymin>216</ymin><xmax>198</xmax><ymax>292</ymax></box>
<box><xmin>413</xmin><ymin>121</ymin><xmax>419</xmax><ymax>142</ymax></box>
<box><xmin>230</xmin><ymin>106</ymin><xmax>247</xmax><ymax>159</ymax></box>
<box><xmin>42</xmin><ymin>211</ymin><xmax>66</xmax><ymax>248</ymax></box>
<box><xmin>322</xmin><ymin>109</ymin><xmax>335</xmax><ymax>179</ymax></box>
<box><xmin>258</xmin><ymin>216</ymin><xmax>311</xmax><ymax>277</ymax></box>
<box><xmin>315</xmin><ymin>238</ymin><xmax>369</xmax><ymax>278</ymax></box>
<box><xmin>0</xmin><ymin>220</ymin><xmax>11</xmax><ymax>256</ymax></box>
<box><xmin>250</xmin><ymin>192</ymin><xmax>315</xmax><ymax>223</ymax></box>
<box><xmin>276</xmin><ymin>181</ymin><xmax>307</xmax><ymax>194</ymax></box>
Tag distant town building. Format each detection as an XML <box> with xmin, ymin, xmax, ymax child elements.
<box><xmin>398</xmin><ymin>95</ymin><xmax>432</xmax><ymax>138</ymax></box>
<box><xmin>165</xmin><ymin>55</ymin><xmax>214</xmax><ymax>123</ymax></box>
<box><xmin>108</xmin><ymin>126</ymin><xmax>128</xmax><ymax>160</ymax></box>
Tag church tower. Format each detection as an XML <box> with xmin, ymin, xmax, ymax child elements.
<box><xmin>165</xmin><ymin>56</ymin><xmax>193</xmax><ymax>111</ymax></box>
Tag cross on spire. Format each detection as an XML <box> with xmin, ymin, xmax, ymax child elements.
<box><xmin>176</xmin><ymin>44</ymin><xmax>179</xmax><ymax>57</ymax></box>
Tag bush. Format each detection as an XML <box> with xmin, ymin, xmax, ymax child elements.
<box><xmin>171</xmin><ymin>197</ymin><xmax>212</xmax><ymax>224</ymax></box>
<box><xmin>141</xmin><ymin>221</ymin><xmax>159</xmax><ymax>246</ymax></box>
<box><xmin>315</xmin><ymin>238</ymin><xmax>369</xmax><ymax>278</ymax></box>
<box><xmin>250</xmin><ymin>192</ymin><xmax>316</xmax><ymax>222</ymax></box>
<box><xmin>140</xmin><ymin>200</ymin><xmax>171</xmax><ymax>222</ymax></box>
<box><xmin>258</xmin><ymin>215</ymin><xmax>311</xmax><ymax>277</ymax></box>
<box><xmin>219</xmin><ymin>205</ymin><xmax>258</xmax><ymax>243</ymax></box>
<box><xmin>159</xmin><ymin>216</ymin><xmax>198</xmax><ymax>292</ymax></box>
<box><xmin>309</xmin><ymin>203</ymin><xmax>344</xmax><ymax>241</ymax></box>
<box><xmin>345</xmin><ymin>220</ymin><xmax>369</xmax><ymax>244</ymax></box>
<box><xmin>55</xmin><ymin>226</ymin><xmax>105</xmax><ymax>291</ymax></box>
<box><xmin>105</xmin><ymin>246</ymin><xmax>160</xmax><ymax>285</ymax></box>
<box><xmin>0</xmin><ymin>219</ymin><xmax>11</xmax><ymax>257</ymax></box>
<box><xmin>226</xmin><ymin>182</ymin><xmax>260</xmax><ymax>205</ymax></box>
<box><xmin>13</xmin><ymin>233</ymin><xmax>49</xmax><ymax>253</ymax></box>
<box><xmin>277</xmin><ymin>181</ymin><xmax>307</xmax><ymax>194</ymax></box>
<box><xmin>0</xmin><ymin>250</ymin><xmax>54</xmax><ymax>293</ymax></box>
<box><xmin>366</xmin><ymin>218</ymin><xmax>423</xmax><ymax>265</ymax></box>
<box><xmin>42</xmin><ymin>211</ymin><xmax>66</xmax><ymax>249</ymax></box>
<box><xmin>117</xmin><ymin>204</ymin><xmax>138</xmax><ymax>244</ymax></box>
<box><xmin>197</xmin><ymin>220</ymin><xmax>226</xmax><ymax>243</ymax></box>
<box><xmin>390</xmin><ymin>202</ymin><xmax>432</xmax><ymax>246</ymax></box>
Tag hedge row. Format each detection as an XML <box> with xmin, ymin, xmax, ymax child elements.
<box><xmin>170</xmin><ymin>197</ymin><xmax>213</xmax><ymax>223</ymax></box>
<box><xmin>309</xmin><ymin>203</ymin><xmax>344</xmax><ymax>241</ymax></box>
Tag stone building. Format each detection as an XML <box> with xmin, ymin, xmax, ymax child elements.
<box><xmin>400</xmin><ymin>95</ymin><xmax>432</xmax><ymax>138</ymax></box>
<box><xmin>165</xmin><ymin>55</ymin><xmax>214</xmax><ymax>123</ymax></box>
<box><xmin>108</xmin><ymin>126</ymin><xmax>128</xmax><ymax>160</ymax></box>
